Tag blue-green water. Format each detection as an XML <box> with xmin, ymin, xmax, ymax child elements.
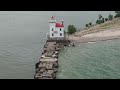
<box><xmin>0</xmin><ymin>11</ymin><xmax>119</xmax><ymax>79</ymax></box>
<box><xmin>57</xmin><ymin>40</ymin><xmax>120</xmax><ymax>79</ymax></box>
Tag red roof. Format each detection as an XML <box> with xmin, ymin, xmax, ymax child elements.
<box><xmin>51</xmin><ymin>16</ymin><xmax>55</xmax><ymax>19</ymax></box>
<box><xmin>56</xmin><ymin>22</ymin><xmax>64</xmax><ymax>27</ymax></box>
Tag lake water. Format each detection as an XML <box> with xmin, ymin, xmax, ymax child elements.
<box><xmin>57</xmin><ymin>40</ymin><xmax>120</xmax><ymax>79</ymax></box>
<box><xmin>0</xmin><ymin>11</ymin><xmax>119</xmax><ymax>79</ymax></box>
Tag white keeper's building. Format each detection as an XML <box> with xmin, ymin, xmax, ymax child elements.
<box><xmin>47</xmin><ymin>16</ymin><xmax>65</xmax><ymax>40</ymax></box>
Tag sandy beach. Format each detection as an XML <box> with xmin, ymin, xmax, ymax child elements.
<box><xmin>69</xmin><ymin>28</ymin><xmax>120</xmax><ymax>43</ymax></box>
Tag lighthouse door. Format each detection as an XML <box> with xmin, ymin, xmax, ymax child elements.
<box><xmin>53</xmin><ymin>30</ymin><xmax>58</xmax><ymax>37</ymax></box>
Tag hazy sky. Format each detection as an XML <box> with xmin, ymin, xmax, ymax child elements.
<box><xmin>36</xmin><ymin>11</ymin><xmax>115</xmax><ymax>28</ymax></box>
<box><xmin>0</xmin><ymin>11</ymin><xmax>115</xmax><ymax>29</ymax></box>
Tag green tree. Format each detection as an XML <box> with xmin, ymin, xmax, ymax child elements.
<box><xmin>114</xmin><ymin>11</ymin><xmax>120</xmax><ymax>18</ymax></box>
<box><xmin>85</xmin><ymin>24</ymin><xmax>89</xmax><ymax>28</ymax></box>
<box><xmin>96</xmin><ymin>20</ymin><xmax>100</xmax><ymax>24</ymax></box>
<box><xmin>114</xmin><ymin>14</ymin><xmax>120</xmax><ymax>18</ymax></box>
<box><xmin>100</xmin><ymin>20</ymin><xmax>103</xmax><ymax>24</ymax></box>
<box><xmin>68</xmin><ymin>25</ymin><xmax>77</xmax><ymax>34</ymax></box>
<box><xmin>89</xmin><ymin>22</ymin><xmax>92</xmax><ymax>26</ymax></box>
<box><xmin>105</xmin><ymin>18</ymin><xmax>108</xmax><ymax>21</ymax></box>
<box><xmin>114</xmin><ymin>15</ymin><xmax>117</xmax><ymax>18</ymax></box>
<box><xmin>96</xmin><ymin>14</ymin><xmax>104</xmax><ymax>24</ymax></box>
<box><xmin>108</xmin><ymin>14</ymin><xmax>113</xmax><ymax>20</ymax></box>
<box><xmin>98</xmin><ymin>14</ymin><xmax>103</xmax><ymax>20</ymax></box>
<box><xmin>102</xmin><ymin>18</ymin><xmax>105</xmax><ymax>23</ymax></box>
<box><xmin>115</xmin><ymin>11</ymin><xmax>120</xmax><ymax>14</ymax></box>
<box><xmin>96</xmin><ymin>19</ymin><xmax>103</xmax><ymax>24</ymax></box>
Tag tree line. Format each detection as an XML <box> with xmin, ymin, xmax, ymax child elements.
<box><xmin>85</xmin><ymin>11</ymin><xmax>120</xmax><ymax>28</ymax></box>
<box><xmin>67</xmin><ymin>11</ymin><xmax>120</xmax><ymax>34</ymax></box>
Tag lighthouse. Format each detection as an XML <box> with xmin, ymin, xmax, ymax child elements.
<box><xmin>47</xmin><ymin>16</ymin><xmax>65</xmax><ymax>40</ymax></box>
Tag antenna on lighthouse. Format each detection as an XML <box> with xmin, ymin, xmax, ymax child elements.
<box><xmin>62</xmin><ymin>19</ymin><xmax>64</xmax><ymax>25</ymax></box>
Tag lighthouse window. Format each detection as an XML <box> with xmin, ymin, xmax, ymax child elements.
<box><xmin>60</xmin><ymin>28</ymin><xmax>61</xmax><ymax>31</ymax></box>
<box><xmin>52</xmin><ymin>33</ymin><xmax>54</xmax><ymax>36</ymax></box>
<box><xmin>60</xmin><ymin>33</ymin><xmax>62</xmax><ymax>36</ymax></box>
<box><xmin>52</xmin><ymin>28</ymin><xmax>54</xmax><ymax>31</ymax></box>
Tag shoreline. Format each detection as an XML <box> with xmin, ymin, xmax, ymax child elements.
<box><xmin>68</xmin><ymin>28</ymin><xmax>120</xmax><ymax>44</ymax></box>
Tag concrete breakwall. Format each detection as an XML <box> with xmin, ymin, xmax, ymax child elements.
<box><xmin>34</xmin><ymin>40</ymin><xmax>70</xmax><ymax>79</ymax></box>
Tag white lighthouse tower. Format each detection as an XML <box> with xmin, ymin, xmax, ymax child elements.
<box><xmin>47</xmin><ymin>16</ymin><xmax>65</xmax><ymax>40</ymax></box>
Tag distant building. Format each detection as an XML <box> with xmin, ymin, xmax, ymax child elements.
<box><xmin>47</xmin><ymin>16</ymin><xmax>65</xmax><ymax>40</ymax></box>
